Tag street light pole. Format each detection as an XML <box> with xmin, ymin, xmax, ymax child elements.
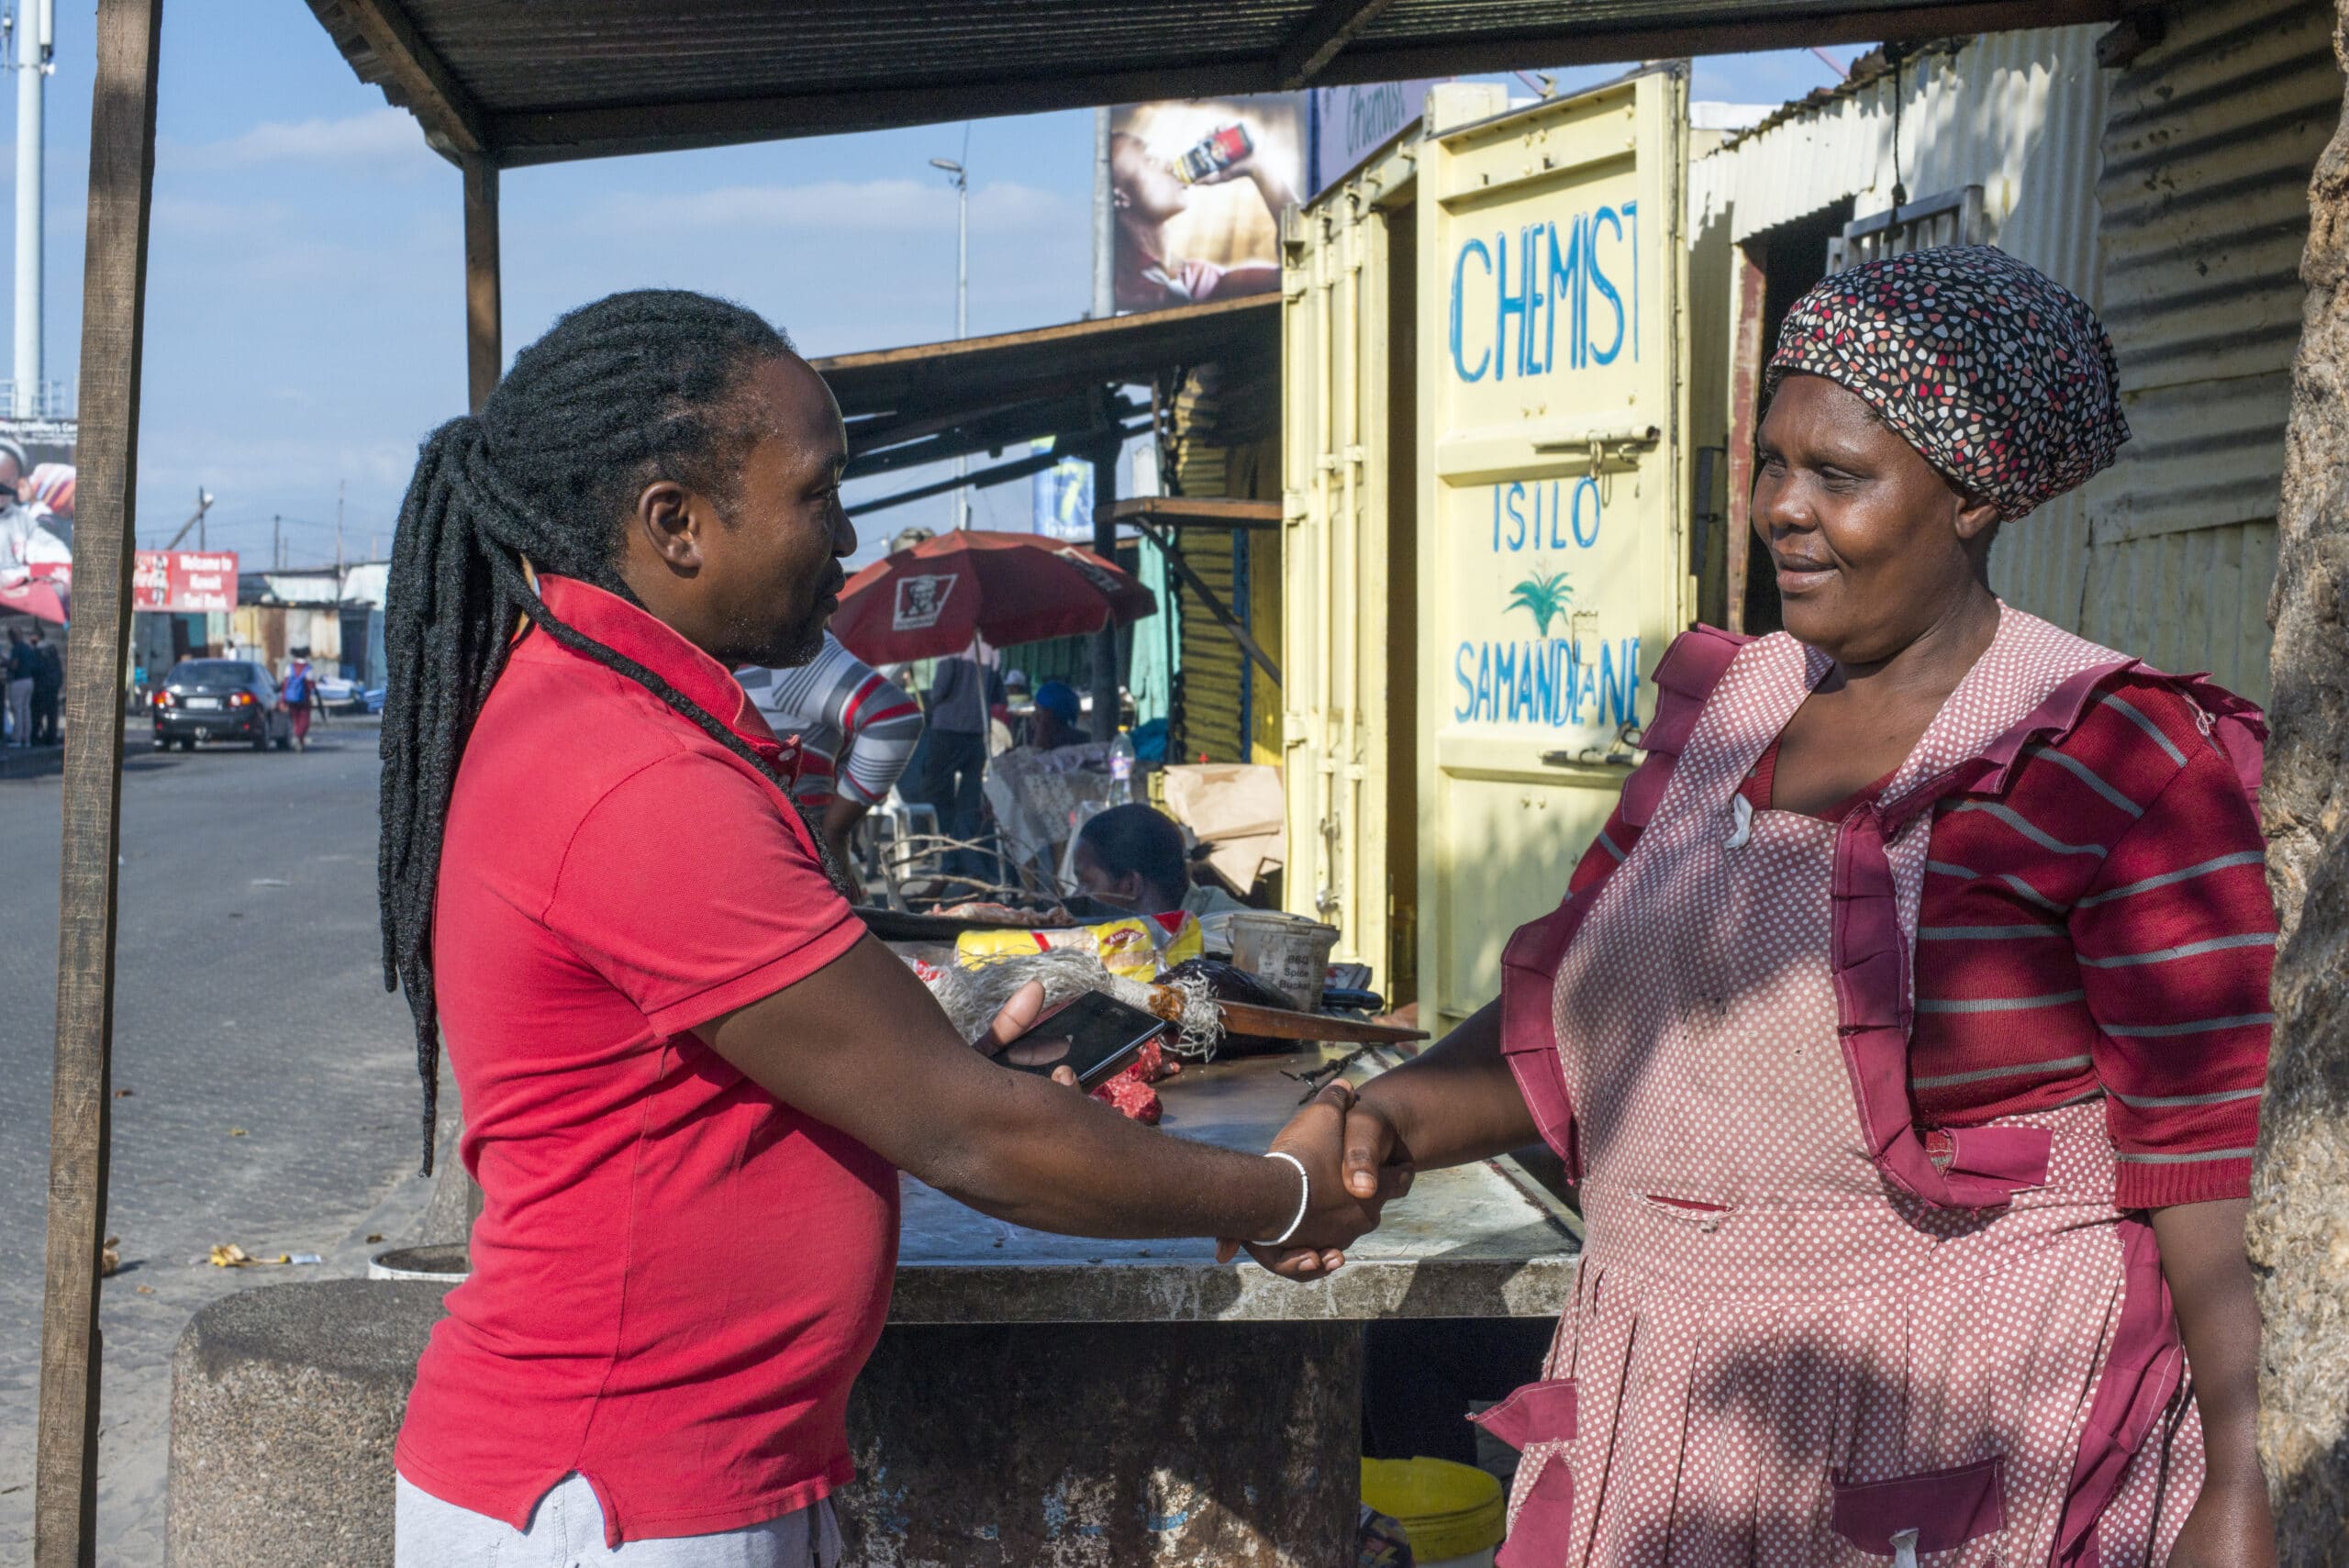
<box><xmin>6</xmin><ymin>0</ymin><xmax>55</xmax><ymax>419</ymax></box>
<box><xmin>930</xmin><ymin>150</ymin><xmax>970</xmax><ymax>529</ymax></box>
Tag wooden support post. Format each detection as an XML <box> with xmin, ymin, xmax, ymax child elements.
<box><xmin>1121</xmin><ymin>514</ymin><xmax>1284</xmax><ymax>687</ymax></box>
<box><xmin>1723</xmin><ymin>240</ymin><xmax>1767</xmax><ymax>637</ymax></box>
<box><xmin>34</xmin><ymin>2</ymin><xmax>163</xmax><ymax>1562</ymax></box>
<box><xmin>1088</xmin><ymin>439</ymin><xmax>1120</xmax><ymax>741</ymax></box>
<box><xmin>463</xmin><ymin>156</ymin><xmax>501</xmax><ymax>413</ymax></box>
<box><xmin>451</xmin><ymin>152</ymin><xmax>501</xmax><ymax>1231</ymax></box>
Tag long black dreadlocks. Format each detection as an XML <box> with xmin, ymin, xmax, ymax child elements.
<box><xmin>379</xmin><ymin>288</ymin><xmax>805</xmax><ymax>1174</ymax></box>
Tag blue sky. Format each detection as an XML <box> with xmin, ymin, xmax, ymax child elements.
<box><xmin>2</xmin><ymin>6</ymin><xmax>1851</xmax><ymax>569</ymax></box>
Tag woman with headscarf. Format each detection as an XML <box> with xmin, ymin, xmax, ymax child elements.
<box><xmin>1238</xmin><ymin>250</ymin><xmax>2275</xmax><ymax>1566</ymax></box>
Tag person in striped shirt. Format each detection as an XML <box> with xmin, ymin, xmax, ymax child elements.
<box><xmin>738</xmin><ymin>630</ymin><xmax>924</xmax><ymax>873</ymax></box>
<box><xmin>1240</xmin><ymin>250</ymin><xmax>2276</xmax><ymax>1566</ymax></box>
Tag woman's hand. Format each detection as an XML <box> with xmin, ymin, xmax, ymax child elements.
<box><xmin>2165</xmin><ymin>1471</ymin><xmax>2275</xmax><ymax>1568</ymax></box>
<box><xmin>2150</xmin><ymin>1197</ymin><xmax>2274</xmax><ymax>1568</ymax></box>
<box><xmin>1218</xmin><ymin>1084</ymin><xmax>1412</xmax><ymax>1277</ymax></box>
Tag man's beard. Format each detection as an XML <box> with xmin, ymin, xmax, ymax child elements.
<box><xmin>771</xmin><ymin>617</ymin><xmax>826</xmax><ymax>666</ymax></box>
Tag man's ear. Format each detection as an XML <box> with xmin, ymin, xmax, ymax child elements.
<box><xmin>635</xmin><ymin>479</ymin><xmax>702</xmax><ymax>574</ymax></box>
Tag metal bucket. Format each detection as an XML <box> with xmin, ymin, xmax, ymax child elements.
<box><xmin>1228</xmin><ymin>912</ymin><xmax>1341</xmax><ymax>1011</ymax></box>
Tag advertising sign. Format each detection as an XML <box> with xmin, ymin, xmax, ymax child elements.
<box><xmin>1030</xmin><ymin>438</ymin><xmax>1097</xmax><ymax>542</ymax></box>
<box><xmin>134</xmin><ymin>550</ymin><xmax>239</xmax><ymax>613</ymax></box>
<box><xmin>1110</xmin><ymin>95</ymin><xmax>1303</xmax><ymax>314</ymax></box>
<box><xmin>1308</xmin><ymin>80</ymin><xmax>1434</xmax><ymax>197</ymax></box>
<box><xmin>1416</xmin><ymin>71</ymin><xmax>1691</xmax><ymax>1027</ymax></box>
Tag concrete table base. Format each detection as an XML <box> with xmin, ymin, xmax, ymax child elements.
<box><xmin>167</xmin><ymin>1280</ymin><xmax>444</xmax><ymax>1568</ymax></box>
<box><xmin>841</xmin><ymin>1319</ymin><xmax>1361</xmax><ymax>1567</ymax></box>
<box><xmin>162</xmin><ymin>1049</ymin><xmax>1575</xmax><ymax>1566</ymax></box>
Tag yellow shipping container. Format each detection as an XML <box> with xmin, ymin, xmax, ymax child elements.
<box><xmin>1283</xmin><ymin>72</ymin><xmax>1694</xmax><ymax>1027</ymax></box>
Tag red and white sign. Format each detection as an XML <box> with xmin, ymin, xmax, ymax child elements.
<box><xmin>134</xmin><ymin>550</ymin><xmax>239</xmax><ymax>613</ymax></box>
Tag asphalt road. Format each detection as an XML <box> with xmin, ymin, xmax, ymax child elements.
<box><xmin>0</xmin><ymin>717</ymin><xmax>436</xmax><ymax>1564</ymax></box>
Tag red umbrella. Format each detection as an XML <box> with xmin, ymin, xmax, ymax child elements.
<box><xmin>0</xmin><ymin>573</ymin><xmax>67</xmax><ymax>624</ymax></box>
<box><xmin>830</xmin><ymin>529</ymin><xmax>1155</xmax><ymax>664</ymax></box>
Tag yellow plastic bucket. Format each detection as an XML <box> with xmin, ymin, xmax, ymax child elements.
<box><xmin>1361</xmin><ymin>1457</ymin><xmax>1506</xmax><ymax>1563</ymax></box>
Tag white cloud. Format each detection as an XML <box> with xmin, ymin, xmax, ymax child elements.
<box><xmin>161</xmin><ymin>108</ymin><xmax>439</xmax><ymax>178</ymax></box>
<box><xmin>615</xmin><ymin>177</ymin><xmax>1075</xmax><ymax>238</ymax></box>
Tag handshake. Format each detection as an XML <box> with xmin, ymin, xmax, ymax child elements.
<box><xmin>1213</xmin><ymin>1081</ymin><xmax>1417</xmax><ymax>1279</ymax></box>
<box><xmin>965</xmin><ymin>977</ymin><xmax>1485</xmax><ymax>1278</ymax></box>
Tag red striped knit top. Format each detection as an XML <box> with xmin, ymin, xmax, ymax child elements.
<box><xmin>1568</xmin><ymin>671</ymin><xmax>2273</xmax><ymax>1209</ymax></box>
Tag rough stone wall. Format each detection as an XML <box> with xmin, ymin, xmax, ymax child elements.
<box><xmin>2254</xmin><ymin>7</ymin><xmax>2349</xmax><ymax>1560</ymax></box>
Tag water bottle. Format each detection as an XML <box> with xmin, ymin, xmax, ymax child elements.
<box><xmin>1108</xmin><ymin>729</ymin><xmax>1137</xmax><ymax>801</ymax></box>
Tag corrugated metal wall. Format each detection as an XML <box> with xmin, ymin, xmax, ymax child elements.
<box><xmin>1690</xmin><ymin>28</ymin><xmax>2108</xmax><ymax>264</ymax></box>
<box><xmin>1170</xmin><ymin>377</ymin><xmax>1282</xmax><ymax>764</ymax></box>
<box><xmin>1174</xmin><ymin>528</ymin><xmax>1252</xmax><ymax>762</ymax></box>
<box><xmin>1688</xmin><ymin>26</ymin><xmax>2111</xmax><ymax>637</ymax></box>
<box><xmin>2072</xmin><ymin>0</ymin><xmax>2339</xmax><ymax>704</ymax></box>
<box><xmin>1687</xmin><ymin>9</ymin><xmax>2335</xmax><ymax>700</ymax></box>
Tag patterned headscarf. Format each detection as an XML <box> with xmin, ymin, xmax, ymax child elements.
<box><xmin>1765</xmin><ymin>246</ymin><xmax>2127</xmax><ymax>521</ymax></box>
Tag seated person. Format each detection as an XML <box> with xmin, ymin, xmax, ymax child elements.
<box><xmin>1073</xmin><ymin>803</ymin><xmax>1250</xmax><ymax>919</ymax></box>
<box><xmin>1027</xmin><ymin>680</ymin><xmax>1083</xmax><ymax>751</ymax></box>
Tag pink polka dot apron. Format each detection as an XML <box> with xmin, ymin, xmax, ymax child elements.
<box><xmin>1476</xmin><ymin>610</ymin><xmax>2206</xmax><ymax>1568</ymax></box>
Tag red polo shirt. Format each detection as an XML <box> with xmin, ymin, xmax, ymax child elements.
<box><xmin>395</xmin><ymin>575</ymin><xmax>880</xmax><ymax>1547</ymax></box>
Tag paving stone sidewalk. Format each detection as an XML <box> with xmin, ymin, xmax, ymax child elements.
<box><xmin>0</xmin><ymin>718</ymin><xmax>435</xmax><ymax>1565</ymax></box>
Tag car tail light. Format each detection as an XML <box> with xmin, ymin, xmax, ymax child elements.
<box><xmin>229</xmin><ymin>692</ymin><xmax>251</xmax><ymax>706</ymax></box>
<box><xmin>155</xmin><ymin>690</ymin><xmax>173</xmax><ymax>707</ymax></box>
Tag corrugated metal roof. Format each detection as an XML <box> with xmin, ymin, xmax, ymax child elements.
<box><xmin>305</xmin><ymin>0</ymin><xmax>2134</xmax><ymax>165</ymax></box>
<box><xmin>813</xmin><ymin>296</ymin><xmax>1274</xmax><ymax>422</ymax></box>
<box><xmin>807</xmin><ymin>295</ymin><xmax>1275</xmax><ymax>483</ymax></box>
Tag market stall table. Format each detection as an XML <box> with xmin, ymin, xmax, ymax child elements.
<box><xmin>842</xmin><ymin>1044</ymin><xmax>1581</xmax><ymax>1566</ymax></box>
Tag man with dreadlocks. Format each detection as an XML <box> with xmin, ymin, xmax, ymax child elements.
<box><xmin>380</xmin><ymin>291</ymin><xmax>1390</xmax><ymax>1566</ymax></box>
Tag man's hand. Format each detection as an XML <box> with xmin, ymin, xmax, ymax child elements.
<box><xmin>972</xmin><ymin>979</ymin><xmax>1077</xmax><ymax>1088</ymax></box>
<box><xmin>1216</xmin><ymin>1084</ymin><xmax>1412</xmax><ymax>1277</ymax></box>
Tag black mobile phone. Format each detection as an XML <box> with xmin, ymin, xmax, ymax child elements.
<box><xmin>996</xmin><ymin>991</ymin><xmax>1169</xmax><ymax>1089</ymax></box>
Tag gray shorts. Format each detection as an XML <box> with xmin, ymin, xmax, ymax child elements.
<box><xmin>395</xmin><ymin>1473</ymin><xmax>841</xmax><ymax>1567</ymax></box>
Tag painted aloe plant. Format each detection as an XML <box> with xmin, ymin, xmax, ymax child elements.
<box><xmin>1508</xmin><ymin>569</ymin><xmax>1574</xmax><ymax>637</ymax></box>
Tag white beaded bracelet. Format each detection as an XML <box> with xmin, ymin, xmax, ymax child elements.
<box><xmin>1256</xmin><ymin>1151</ymin><xmax>1310</xmax><ymax>1247</ymax></box>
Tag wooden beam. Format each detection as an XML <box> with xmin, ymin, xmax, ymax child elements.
<box><xmin>334</xmin><ymin>0</ymin><xmax>488</xmax><ymax>160</ymax></box>
<box><xmin>847</xmin><ymin>395</ymin><xmax>1141</xmax><ymax>480</ymax></box>
<box><xmin>852</xmin><ymin>429</ymin><xmax>1146</xmax><ymax>516</ymax></box>
<box><xmin>813</xmin><ymin>295</ymin><xmax>1269</xmax><ymax>379</ymax></box>
<box><xmin>470</xmin><ymin>0</ymin><xmax>2128</xmax><ymax>166</ymax></box>
<box><xmin>35</xmin><ymin>1</ymin><xmax>161</xmax><ymax>1562</ymax></box>
<box><xmin>1276</xmin><ymin>0</ymin><xmax>1403</xmax><ymax>88</ymax></box>
<box><xmin>1101</xmin><ymin>497</ymin><xmax>1284</xmax><ymax>530</ymax></box>
<box><xmin>1088</xmin><ymin>442</ymin><xmax>1121</xmax><ymax>741</ymax></box>
<box><xmin>847</xmin><ymin>396</ymin><xmax>1071</xmax><ymax>458</ymax></box>
<box><xmin>462</xmin><ymin>156</ymin><xmax>500</xmax><ymax>412</ymax></box>
<box><xmin>1124</xmin><ymin>515</ymin><xmax>1285</xmax><ymax>688</ymax></box>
